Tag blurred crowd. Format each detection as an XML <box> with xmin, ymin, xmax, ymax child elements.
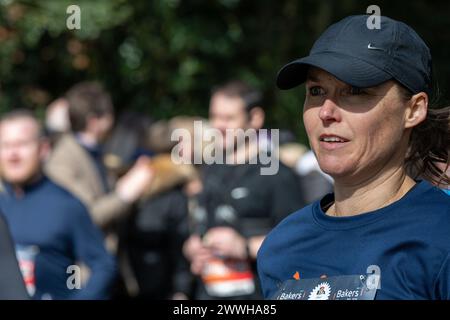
<box><xmin>0</xmin><ymin>80</ymin><xmax>334</xmax><ymax>300</ymax></box>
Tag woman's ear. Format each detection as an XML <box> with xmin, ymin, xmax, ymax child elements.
<box><xmin>404</xmin><ymin>92</ymin><xmax>428</xmax><ymax>129</ymax></box>
<box><xmin>249</xmin><ymin>107</ymin><xmax>265</xmax><ymax>130</ymax></box>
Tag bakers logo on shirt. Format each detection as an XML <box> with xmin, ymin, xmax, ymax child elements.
<box><xmin>308</xmin><ymin>282</ymin><xmax>331</xmax><ymax>300</ymax></box>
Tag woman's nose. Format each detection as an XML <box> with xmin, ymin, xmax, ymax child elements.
<box><xmin>318</xmin><ymin>98</ymin><xmax>341</xmax><ymax>123</ymax></box>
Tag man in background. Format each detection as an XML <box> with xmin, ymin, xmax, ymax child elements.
<box><xmin>45</xmin><ymin>82</ymin><xmax>153</xmax><ymax>253</ymax></box>
<box><xmin>183</xmin><ymin>80</ymin><xmax>305</xmax><ymax>299</ymax></box>
<box><xmin>0</xmin><ymin>110</ymin><xmax>116</xmax><ymax>299</ymax></box>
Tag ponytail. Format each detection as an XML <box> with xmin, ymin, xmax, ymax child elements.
<box><xmin>405</xmin><ymin>105</ymin><xmax>450</xmax><ymax>187</ymax></box>
<box><xmin>397</xmin><ymin>82</ymin><xmax>450</xmax><ymax>187</ymax></box>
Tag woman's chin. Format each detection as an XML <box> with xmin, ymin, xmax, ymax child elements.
<box><xmin>318</xmin><ymin>159</ymin><xmax>353</xmax><ymax>178</ymax></box>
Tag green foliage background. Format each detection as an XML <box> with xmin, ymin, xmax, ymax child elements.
<box><xmin>1</xmin><ymin>0</ymin><xmax>449</xmax><ymax>146</ymax></box>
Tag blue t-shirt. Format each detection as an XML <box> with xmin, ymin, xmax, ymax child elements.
<box><xmin>257</xmin><ymin>181</ymin><xmax>450</xmax><ymax>300</ymax></box>
<box><xmin>0</xmin><ymin>176</ymin><xmax>117</xmax><ymax>300</ymax></box>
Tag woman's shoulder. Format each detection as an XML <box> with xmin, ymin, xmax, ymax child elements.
<box><xmin>401</xmin><ymin>182</ymin><xmax>450</xmax><ymax>244</ymax></box>
<box><xmin>409</xmin><ymin>181</ymin><xmax>450</xmax><ymax>212</ymax></box>
<box><xmin>261</xmin><ymin>202</ymin><xmax>317</xmax><ymax>246</ymax></box>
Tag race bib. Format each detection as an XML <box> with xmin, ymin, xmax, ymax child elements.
<box><xmin>15</xmin><ymin>245</ymin><xmax>40</xmax><ymax>297</ymax></box>
<box><xmin>272</xmin><ymin>274</ymin><xmax>379</xmax><ymax>300</ymax></box>
<box><xmin>202</xmin><ymin>257</ymin><xmax>255</xmax><ymax>297</ymax></box>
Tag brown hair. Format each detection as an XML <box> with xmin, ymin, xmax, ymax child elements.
<box><xmin>399</xmin><ymin>85</ymin><xmax>450</xmax><ymax>186</ymax></box>
<box><xmin>65</xmin><ymin>82</ymin><xmax>113</xmax><ymax>132</ymax></box>
<box><xmin>211</xmin><ymin>80</ymin><xmax>263</xmax><ymax>113</ymax></box>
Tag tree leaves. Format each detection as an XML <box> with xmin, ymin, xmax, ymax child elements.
<box><xmin>0</xmin><ymin>0</ymin><xmax>449</xmax><ymax>144</ymax></box>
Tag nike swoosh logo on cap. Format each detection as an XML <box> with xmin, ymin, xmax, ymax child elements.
<box><xmin>367</xmin><ymin>43</ymin><xmax>385</xmax><ymax>51</ymax></box>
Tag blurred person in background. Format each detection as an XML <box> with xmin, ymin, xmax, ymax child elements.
<box><xmin>277</xmin><ymin>130</ymin><xmax>308</xmax><ymax>169</ymax></box>
<box><xmin>44</xmin><ymin>97</ymin><xmax>71</xmax><ymax>147</ymax></box>
<box><xmin>166</xmin><ymin>116</ymin><xmax>209</xmax><ymax>198</ymax></box>
<box><xmin>45</xmin><ymin>82</ymin><xmax>154</xmax><ymax>256</ymax></box>
<box><xmin>183</xmin><ymin>80</ymin><xmax>305</xmax><ymax>300</ymax></box>
<box><xmin>102</xmin><ymin>111</ymin><xmax>155</xmax><ymax>175</ymax></box>
<box><xmin>117</xmin><ymin>117</ymin><xmax>201</xmax><ymax>299</ymax></box>
<box><xmin>0</xmin><ymin>109</ymin><xmax>116</xmax><ymax>299</ymax></box>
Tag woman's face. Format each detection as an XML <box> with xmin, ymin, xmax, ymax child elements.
<box><xmin>303</xmin><ymin>67</ymin><xmax>412</xmax><ymax>183</ymax></box>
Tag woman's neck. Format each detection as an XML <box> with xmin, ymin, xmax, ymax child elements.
<box><xmin>328</xmin><ymin>166</ymin><xmax>417</xmax><ymax>217</ymax></box>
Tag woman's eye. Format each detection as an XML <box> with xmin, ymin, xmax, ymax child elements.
<box><xmin>309</xmin><ymin>86</ymin><xmax>323</xmax><ymax>96</ymax></box>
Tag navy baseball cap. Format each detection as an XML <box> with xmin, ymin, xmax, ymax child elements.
<box><xmin>276</xmin><ymin>15</ymin><xmax>432</xmax><ymax>95</ymax></box>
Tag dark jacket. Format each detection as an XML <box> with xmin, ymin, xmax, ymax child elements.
<box><xmin>192</xmin><ymin>160</ymin><xmax>306</xmax><ymax>299</ymax></box>
<box><xmin>0</xmin><ymin>213</ymin><xmax>29</xmax><ymax>299</ymax></box>
<box><xmin>123</xmin><ymin>187</ymin><xmax>192</xmax><ymax>299</ymax></box>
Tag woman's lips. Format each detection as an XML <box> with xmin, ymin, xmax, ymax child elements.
<box><xmin>319</xmin><ymin>134</ymin><xmax>350</xmax><ymax>151</ymax></box>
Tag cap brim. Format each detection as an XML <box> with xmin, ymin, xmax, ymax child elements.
<box><xmin>276</xmin><ymin>52</ymin><xmax>392</xmax><ymax>90</ymax></box>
